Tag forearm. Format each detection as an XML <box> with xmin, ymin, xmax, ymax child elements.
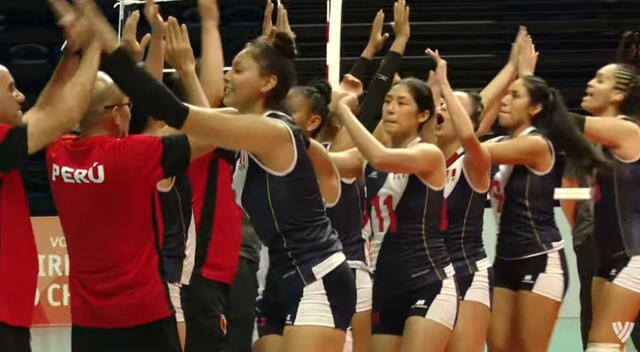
<box><xmin>36</xmin><ymin>49</ymin><xmax>80</xmax><ymax>107</ymax></box>
<box><xmin>200</xmin><ymin>22</ymin><xmax>225</xmax><ymax>107</ymax></box>
<box><xmin>26</xmin><ymin>42</ymin><xmax>101</xmax><ymax>153</ymax></box>
<box><xmin>145</xmin><ymin>33</ymin><xmax>165</xmax><ymax>80</ymax></box>
<box><xmin>177</xmin><ymin>68</ymin><xmax>211</xmax><ymax>108</ymax></box>
<box><xmin>339</xmin><ymin>105</ymin><xmax>388</xmax><ymax>165</ymax></box>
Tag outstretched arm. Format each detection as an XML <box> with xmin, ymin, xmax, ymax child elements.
<box><xmin>428</xmin><ymin>49</ymin><xmax>490</xmax><ymax>191</ymax></box>
<box><xmin>198</xmin><ymin>0</ymin><xmax>225</xmax><ymax>107</ymax></box>
<box><xmin>26</xmin><ymin>40</ymin><xmax>102</xmax><ymax>153</ymax></box>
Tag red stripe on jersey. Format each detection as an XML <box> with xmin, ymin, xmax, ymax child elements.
<box><xmin>188</xmin><ymin>152</ymin><xmax>242</xmax><ymax>284</ymax></box>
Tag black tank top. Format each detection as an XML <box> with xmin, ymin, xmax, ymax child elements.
<box><xmin>594</xmin><ymin>116</ymin><xmax>640</xmax><ymax>261</ymax></box>
<box><xmin>326</xmin><ymin>178</ymin><xmax>367</xmax><ymax>268</ymax></box>
<box><xmin>158</xmin><ymin>173</ymin><xmax>193</xmax><ymax>283</ymax></box>
<box><xmin>232</xmin><ymin>111</ymin><xmax>344</xmax><ymax>285</ymax></box>
<box><xmin>490</xmin><ymin>127</ymin><xmax>563</xmax><ymax>259</ymax></box>
<box><xmin>443</xmin><ymin>148</ymin><xmax>490</xmax><ymax>276</ymax></box>
<box><xmin>365</xmin><ymin>138</ymin><xmax>453</xmax><ymax>289</ymax></box>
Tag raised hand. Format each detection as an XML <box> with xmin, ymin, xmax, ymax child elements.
<box><xmin>508</xmin><ymin>26</ymin><xmax>527</xmax><ymax>67</ymax></box>
<box><xmin>121</xmin><ymin>11</ymin><xmax>151</xmax><ymax>62</ymax></box>
<box><xmin>425</xmin><ymin>48</ymin><xmax>448</xmax><ymax>87</ymax></box>
<box><xmin>518</xmin><ymin>34</ymin><xmax>539</xmax><ymax>77</ymax></box>
<box><xmin>261</xmin><ymin>0</ymin><xmax>276</xmax><ymax>39</ymax></box>
<box><xmin>48</xmin><ymin>0</ymin><xmax>92</xmax><ymax>52</ymax></box>
<box><xmin>276</xmin><ymin>4</ymin><xmax>295</xmax><ymax>40</ymax></box>
<box><xmin>393</xmin><ymin>0</ymin><xmax>410</xmax><ymax>42</ymax></box>
<box><xmin>144</xmin><ymin>0</ymin><xmax>166</xmax><ymax>36</ymax></box>
<box><xmin>165</xmin><ymin>17</ymin><xmax>196</xmax><ymax>74</ymax></box>
<box><xmin>339</xmin><ymin>74</ymin><xmax>364</xmax><ymax>98</ymax></box>
<box><xmin>363</xmin><ymin>10</ymin><xmax>389</xmax><ymax>57</ymax></box>
<box><xmin>198</xmin><ymin>0</ymin><xmax>220</xmax><ymax>26</ymax></box>
<box><xmin>72</xmin><ymin>0</ymin><xmax>119</xmax><ymax>53</ymax></box>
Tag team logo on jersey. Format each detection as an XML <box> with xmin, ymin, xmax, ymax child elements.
<box><xmin>51</xmin><ymin>163</ymin><xmax>105</xmax><ymax>184</ymax></box>
<box><xmin>368</xmin><ymin>170</ymin><xmax>379</xmax><ymax>178</ymax></box>
<box><xmin>612</xmin><ymin>321</ymin><xmax>635</xmax><ymax>343</ymax></box>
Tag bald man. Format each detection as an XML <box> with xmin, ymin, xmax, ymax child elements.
<box><xmin>0</xmin><ymin>42</ymin><xmax>101</xmax><ymax>352</ymax></box>
<box><xmin>46</xmin><ymin>70</ymin><xmax>216</xmax><ymax>352</ymax></box>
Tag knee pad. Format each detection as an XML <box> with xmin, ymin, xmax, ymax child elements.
<box><xmin>585</xmin><ymin>342</ymin><xmax>623</xmax><ymax>351</ymax></box>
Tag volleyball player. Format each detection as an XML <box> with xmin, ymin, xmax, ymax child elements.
<box><xmin>571</xmin><ymin>57</ymin><xmax>640</xmax><ymax>351</ymax></box>
<box><xmin>330</xmin><ymin>72</ymin><xmax>457</xmax><ymax>352</ymax></box>
<box><xmin>431</xmin><ymin>35</ymin><xmax>600</xmax><ymax>351</ymax></box>
<box><xmin>426</xmin><ymin>50</ymin><xmax>492</xmax><ymax>352</ymax></box>
<box><xmin>0</xmin><ymin>5</ymin><xmax>102</xmax><ymax>349</ymax></box>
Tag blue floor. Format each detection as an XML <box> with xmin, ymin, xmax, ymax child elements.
<box><xmin>29</xmin><ymin>318</ymin><xmax>639</xmax><ymax>352</ymax></box>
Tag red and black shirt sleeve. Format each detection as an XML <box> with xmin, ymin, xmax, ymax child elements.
<box><xmin>160</xmin><ymin>135</ymin><xmax>191</xmax><ymax>178</ymax></box>
<box><xmin>0</xmin><ymin>124</ymin><xmax>28</xmax><ymax>172</ymax></box>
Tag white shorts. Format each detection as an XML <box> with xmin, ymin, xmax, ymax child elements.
<box><xmin>456</xmin><ymin>267</ymin><xmax>492</xmax><ymax>309</ymax></box>
<box><xmin>610</xmin><ymin>256</ymin><xmax>640</xmax><ymax>294</ymax></box>
<box><xmin>168</xmin><ymin>282</ymin><xmax>184</xmax><ymax>322</ymax></box>
<box><xmin>354</xmin><ymin>268</ymin><xmax>372</xmax><ymax>313</ymax></box>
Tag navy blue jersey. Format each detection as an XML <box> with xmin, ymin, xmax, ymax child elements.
<box><xmin>490</xmin><ymin>127</ymin><xmax>563</xmax><ymax>259</ymax></box>
<box><xmin>365</xmin><ymin>139</ymin><xmax>453</xmax><ymax>290</ymax></box>
<box><xmin>594</xmin><ymin>116</ymin><xmax>640</xmax><ymax>261</ymax></box>
<box><xmin>157</xmin><ymin>174</ymin><xmax>195</xmax><ymax>284</ymax></box>
<box><xmin>443</xmin><ymin>149</ymin><xmax>490</xmax><ymax>276</ymax></box>
<box><xmin>326</xmin><ymin>178</ymin><xmax>367</xmax><ymax>268</ymax></box>
<box><xmin>232</xmin><ymin>111</ymin><xmax>344</xmax><ymax>285</ymax></box>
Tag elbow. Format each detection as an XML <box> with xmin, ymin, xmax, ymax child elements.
<box><xmin>368</xmin><ymin>152</ymin><xmax>395</xmax><ymax>172</ymax></box>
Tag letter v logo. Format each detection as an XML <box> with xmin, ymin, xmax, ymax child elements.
<box><xmin>612</xmin><ymin>321</ymin><xmax>635</xmax><ymax>343</ymax></box>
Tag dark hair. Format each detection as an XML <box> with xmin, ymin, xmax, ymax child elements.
<box><xmin>395</xmin><ymin>77</ymin><xmax>435</xmax><ymax>116</ymax></box>
<box><xmin>247</xmin><ymin>32</ymin><xmax>297</xmax><ymax>110</ymax></box>
<box><xmin>522</xmin><ymin>75</ymin><xmax>606</xmax><ymax>168</ymax></box>
<box><xmin>613</xmin><ymin>64</ymin><xmax>640</xmax><ymax>118</ymax></box>
<box><xmin>292</xmin><ymin>80</ymin><xmax>332</xmax><ymax>137</ymax></box>
<box><xmin>458</xmin><ymin>90</ymin><xmax>484</xmax><ymax>128</ymax></box>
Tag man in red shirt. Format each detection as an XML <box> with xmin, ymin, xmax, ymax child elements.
<box><xmin>0</xmin><ymin>25</ymin><xmax>102</xmax><ymax>352</ymax></box>
<box><xmin>46</xmin><ymin>63</ymin><xmax>217</xmax><ymax>351</ymax></box>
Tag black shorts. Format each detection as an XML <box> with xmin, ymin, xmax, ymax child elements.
<box><xmin>71</xmin><ymin>316</ymin><xmax>180</xmax><ymax>352</ymax></box>
<box><xmin>372</xmin><ymin>277</ymin><xmax>458</xmax><ymax>336</ymax></box>
<box><xmin>0</xmin><ymin>322</ymin><xmax>30</xmax><ymax>352</ymax></box>
<box><xmin>596</xmin><ymin>254</ymin><xmax>640</xmax><ymax>294</ymax></box>
<box><xmin>181</xmin><ymin>273</ymin><xmax>230</xmax><ymax>352</ymax></box>
<box><xmin>494</xmin><ymin>249</ymin><xmax>568</xmax><ymax>302</ymax></box>
<box><xmin>455</xmin><ymin>267</ymin><xmax>494</xmax><ymax>309</ymax></box>
<box><xmin>256</xmin><ymin>269</ymin><xmax>286</xmax><ymax>337</ymax></box>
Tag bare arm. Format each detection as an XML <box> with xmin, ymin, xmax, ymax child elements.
<box><xmin>584</xmin><ymin>116</ymin><xmax>640</xmax><ymax>161</ymax></box>
<box><xmin>330</xmin><ymin>147</ymin><xmax>366</xmax><ymax>180</ymax></box>
<box><xmin>165</xmin><ymin>17</ymin><xmax>210</xmax><ymax>108</ymax></box>
<box><xmin>143</xmin><ymin>0</ymin><xmax>166</xmax><ymax>80</ymax></box>
<box><xmin>484</xmin><ymin>135</ymin><xmax>552</xmax><ymax>172</ymax></box>
<box><xmin>428</xmin><ymin>49</ymin><xmax>490</xmax><ymax>190</ymax></box>
<box><xmin>198</xmin><ymin>0</ymin><xmax>225</xmax><ymax>107</ymax></box>
<box><xmin>337</xmin><ymin>96</ymin><xmax>444</xmax><ymax>178</ymax></box>
<box><xmin>26</xmin><ymin>41</ymin><xmax>101</xmax><ymax>153</ymax></box>
<box><xmin>34</xmin><ymin>49</ymin><xmax>80</xmax><ymax>108</ymax></box>
<box><xmin>308</xmin><ymin>139</ymin><xmax>341</xmax><ymax>205</ymax></box>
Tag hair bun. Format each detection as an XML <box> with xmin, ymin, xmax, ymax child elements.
<box><xmin>311</xmin><ymin>80</ymin><xmax>332</xmax><ymax>106</ymax></box>
<box><xmin>272</xmin><ymin>31</ymin><xmax>297</xmax><ymax>60</ymax></box>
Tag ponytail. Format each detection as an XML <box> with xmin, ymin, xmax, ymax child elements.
<box><xmin>522</xmin><ymin>75</ymin><xmax>608</xmax><ymax>169</ymax></box>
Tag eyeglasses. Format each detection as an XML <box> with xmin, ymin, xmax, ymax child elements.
<box><xmin>104</xmin><ymin>102</ymin><xmax>133</xmax><ymax>110</ymax></box>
